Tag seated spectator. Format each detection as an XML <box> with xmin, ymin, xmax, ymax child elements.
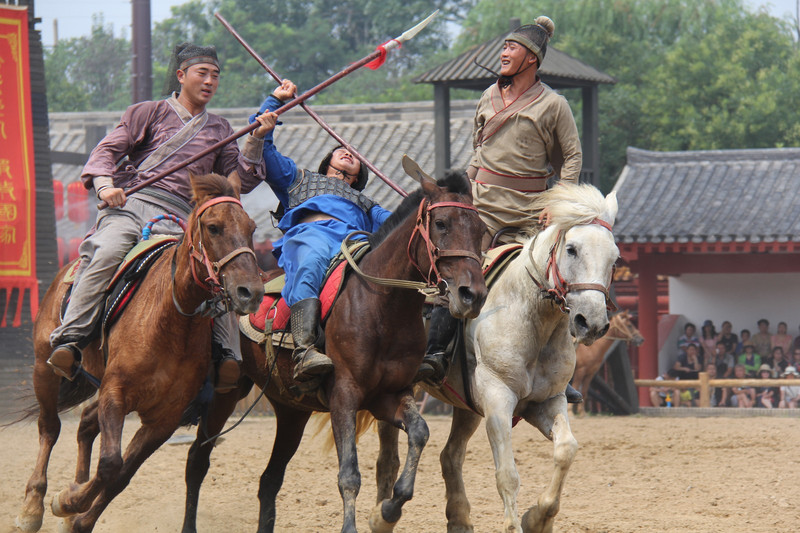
<box><xmin>764</xmin><ymin>346</ymin><xmax>784</xmax><ymax>369</ymax></box>
<box><xmin>790</xmin><ymin>346</ymin><xmax>800</xmax><ymax>369</ymax></box>
<box><xmin>755</xmin><ymin>364</ymin><xmax>777</xmax><ymax>408</ymax></box>
<box><xmin>728</xmin><ymin>364</ymin><xmax>755</xmax><ymax>408</ymax></box>
<box><xmin>751</xmin><ymin>318</ymin><xmax>772</xmax><ymax>363</ymax></box>
<box><xmin>677</xmin><ymin>322</ymin><xmax>700</xmax><ymax>356</ymax></box>
<box><xmin>650</xmin><ymin>370</ymin><xmax>681</xmax><ymax>407</ymax></box>
<box><xmin>778</xmin><ymin>366</ymin><xmax>800</xmax><ymax>408</ymax></box>
<box><xmin>735</xmin><ymin>329</ymin><xmax>751</xmax><ymax>356</ymax></box>
<box><xmin>673</xmin><ymin>343</ymin><xmax>703</xmax><ymax>379</ymax></box>
<box><xmin>700</xmin><ymin>320</ymin><xmax>717</xmax><ymax>361</ymax></box>
<box><xmin>783</xmin><ymin>348</ymin><xmax>800</xmax><ymax>375</ymax></box>
<box><xmin>737</xmin><ymin>344</ymin><xmax>761</xmax><ymax>377</ymax></box>
<box><xmin>705</xmin><ymin>362</ymin><xmax>727</xmax><ymax>407</ymax></box>
<box><xmin>716</xmin><ymin>320</ymin><xmax>738</xmax><ymax>355</ymax></box>
<box><xmin>791</xmin><ymin>324</ymin><xmax>800</xmax><ymax>354</ymax></box>
<box><xmin>707</xmin><ymin>341</ymin><xmax>735</xmax><ymax>378</ymax></box>
<box><xmin>771</xmin><ymin>321</ymin><xmax>793</xmax><ymax>356</ymax></box>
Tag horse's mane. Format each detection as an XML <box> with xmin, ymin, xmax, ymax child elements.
<box><xmin>190</xmin><ymin>173</ymin><xmax>237</xmax><ymax>204</ymax></box>
<box><xmin>527</xmin><ymin>182</ymin><xmax>614</xmax><ymax>251</ymax></box>
<box><xmin>369</xmin><ymin>170</ymin><xmax>470</xmax><ymax>247</ymax></box>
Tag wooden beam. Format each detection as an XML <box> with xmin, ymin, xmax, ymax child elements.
<box><xmin>636</xmin><ymin>256</ymin><xmax>659</xmax><ymax>406</ymax></box>
<box><xmin>581</xmin><ymin>85</ymin><xmax>599</xmax><ymax>187</ymax></box>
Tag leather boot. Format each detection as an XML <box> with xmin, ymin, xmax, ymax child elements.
<box><xmin>290</xmin><ymin>298</ymin><xmax>333</xmax><ymax>381</ymax></box>
<box><xmin>566</xmin><ymin>383</ymin><xmax>583</xmax><ymax>404</ymax></box>
<box><xmin>215</xmin><ymin>349</ymin><xmax>241</xmax><ymax>393</ymax></box>
<box><xmin>47</xmin><ymin>342</ymin><xmax>82</xmax><ymax>381</ymax></box>
<box><xmin>415</xmin><ymin>306</ymin><xmax>459</xmax><ymax>384</ymax></box>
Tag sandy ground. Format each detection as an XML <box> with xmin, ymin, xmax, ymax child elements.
<box><xmin>1</xmin><ymin>412</ymin><xmax>799</xmax><ymax>533</ymax></box>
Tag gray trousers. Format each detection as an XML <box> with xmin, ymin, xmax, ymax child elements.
<box><xmin>50</xmin><ymin>196</ymin><xmax>241</xmax><ymax>360</ymax></box>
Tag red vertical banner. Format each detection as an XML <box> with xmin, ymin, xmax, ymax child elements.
<box><xmin>0</xmin><ymin>6</ymin><xmax>37</xmax><ymax>326</ymax></box>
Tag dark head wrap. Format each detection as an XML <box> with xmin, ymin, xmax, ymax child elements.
<box><xmin>506</xmin><ymin>16</ymin><xmax>554</xmax><ymax>67</ymax></box>
<box><xmin>318</xmin><ymin>145</ymin><xmax>369</xmax><ymax>191</ymax></box>
<box><xmin>161</xmin><ymin>42</ymin><xmax>221</xmax><ymax>97</ymax></box>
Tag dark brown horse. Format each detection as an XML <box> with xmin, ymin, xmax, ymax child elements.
<box><xmin>15</xmin><ymin>174</ymin><xmax>264</xmax><ymax>533</ymax></box>
<box><xmin>181</xmin><ymin>171</ymin><xmax>488</xmax><ymax>533</ymax></box>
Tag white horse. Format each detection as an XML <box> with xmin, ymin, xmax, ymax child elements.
<box><xmin>376</xmin><ymin>183</ymin><xmax>619</xmax><ymax>533</ymax></box>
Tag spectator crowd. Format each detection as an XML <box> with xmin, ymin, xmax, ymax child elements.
<box><xmin>650</xmin><ymin>319</ymin><xmax>800</xmax><ymax>408</ymax></box>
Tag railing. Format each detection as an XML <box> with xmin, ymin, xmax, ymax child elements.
<box><xmin>635</xmin><ymin>373</ymin><xmax>800</xmax><ymax>408</ymax></box>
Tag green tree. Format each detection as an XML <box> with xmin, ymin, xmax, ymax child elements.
<box><xmin>151</xmin><ymin>0</ymin><xmax>472</xmax><ymax>107</ymax></box>
<box><xmin>45</xmin><ymin>15</ymin><xmax>131</xmax><ymax>112</ymax></box>
<box><xmin>455</xmin><ymin>0</ymin><xmax>800</xmax><ymax>190</ymax></box>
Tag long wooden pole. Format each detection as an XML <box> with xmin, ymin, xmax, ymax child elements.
<box><xmin>215</xmin><ymin>13</ymin><xmax>408</xmax><ymax>198</ymax></box>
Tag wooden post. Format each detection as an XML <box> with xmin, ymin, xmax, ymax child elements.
<box><xmin>433</xmin><ymin>83</ymin><xmax>451</xmax><ymax>179</ymax></box>
<box><xmin>636</xmin><ymin>257</ymin><xmax>658</xmax><ymax>406</ymax></box>
<box><xmin>698</xmin><ymin>371</ymin><xmax>710</xmax><ymax>407</ymax></box>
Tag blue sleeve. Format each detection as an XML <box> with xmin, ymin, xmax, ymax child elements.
<box><xmin>369</xmin><ymin>205</ymin><xmax>392</xmax><ymax>232</ymax></box>
<box><xmin>249</xmin><ymin>95</ymin><xmax>295</xmax><ymax>203</ymax></box>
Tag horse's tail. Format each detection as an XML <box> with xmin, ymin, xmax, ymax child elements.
<box><xmin>4</xmin><ymin>374</ymin><xmax>97</xmax><ymax>426</ymax></box>
<box><xmin>309</xmin><ymin>410</ymin><xmax>378</xmax><ymax>453</ymax></box>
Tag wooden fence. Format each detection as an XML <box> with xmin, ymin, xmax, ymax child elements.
<box><xmin>635</xmin><ymin>373</ymin><xmax>800</xmax><ymax>408</ymax></box>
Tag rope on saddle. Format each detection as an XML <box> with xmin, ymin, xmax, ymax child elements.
<box><xmin>142</xmin><ymin>214</ymin><xmax>187</xmax><ymax>240</ymax></box>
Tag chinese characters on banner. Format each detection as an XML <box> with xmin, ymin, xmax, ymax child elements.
<box><xmin>0</xmin><ymin>6</ymin><xmax>37</xmax><ymax>327</ymax></box>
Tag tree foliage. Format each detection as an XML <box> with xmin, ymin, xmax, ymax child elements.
<box><xmin>456</xmin><ymin>0</ymin><xmax>800</xmax><ymax>189</ymax></box>
<box><xmin>44</xmin><ymin>15</ymin><xmax>131</xmax><ymax>112</ymax></box>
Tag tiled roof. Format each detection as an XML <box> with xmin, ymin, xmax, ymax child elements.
<box><xmin>414</xmin><ymin>35</ymin><xmax>615</xmax><ymax>88</ymax></box>
<box><xmin>612</xmin><ymin>147</ymin><xmax>800</xmax><ymax>244</ymax></box>
<box><xmin>48</xmin><ymin>100</ymin><xmax>480</xmax><ymax>243</ymax></box>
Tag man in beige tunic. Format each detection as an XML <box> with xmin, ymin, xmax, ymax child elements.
<box><xmin>469</xmin><ymin>16</ymin><xmax>581</xmax><ymax>246</ymax></box>
<box><xmin>418</xmin><ymin>17</ymin><xmax>585</xmax><ymax>403</ymax></box>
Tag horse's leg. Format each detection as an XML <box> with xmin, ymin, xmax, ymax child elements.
<box><xmin>329</xmin><ymin>381</ymin><xmax>363</xmax><ymax>533</ymax></box>
<box><xmin>369</xmin><ymin>395</ymin><xmax>429</xmax><ymax>533</ymax></box>
<box><xmin>441</xmin><ymin>407</ymin><xmax>482</xmax><ymax>533</ymax></box>
<box><xmin>482</xmin><ymin>386</ymin><xmax>523</xmax><ymax>533</ymax></box>
<box><xmin>256</xmin><ymin>403</ymin><xmax>311</xmax><ymax>533</ymax></box>
<box><xmin>68</xmin><ymin>420</ymin><xmax>179</xmax><ymax>533</ymax></box>
<box><xmin>74</xmin><ymin>401</ymin><xmax>100</xmax><ymax>483</ymax></box>
<box><xmin>182</xmin><ymin>388</ymin><xmax>243</xmax><ymax>533</ymax></box>
<box><xmin>51</xmin><ymin>394</ymin><xmax>127</xmax><ymax>518</ymax></box>
<box><xmin>16</xmin><ymin>364</ymin><xmax>62</xmax><ymax>533</ymax></box>
<box><xmin>375</xmin><ymin>421</ymin><xmax>400</xmax><ymax>503</ymax></box>
<box><xmin>519</xmin><ymin>396</ymin><xmax>578</xmax><ymax>533</ymax></box>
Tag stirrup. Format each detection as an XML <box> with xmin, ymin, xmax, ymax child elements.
<box><xmin>292</xmin><ymin>347</ymin><xmax>333</xmax><ymax>381</ymax></box>
<box><xmin>47</xmin><ymin>343</ymin><xmax>81</xmax><ymax>381</ymax></box>
<box><xmin>215</xmin><ymin>357</ymin><xmax>241</xmax><ymax>393</ymax></box>
<box><xmin>414</xmin><ymin>351</ymin><xmax>447</xmax><ymax>384</ymax></box>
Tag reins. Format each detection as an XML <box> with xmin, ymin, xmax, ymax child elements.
<box><xmin>172</xmin><ymin>195</ymin><xmax>257</xmax><ymax>317</ymax></box>
<box><xmin>526</xmin><ymin>217</ymin><xmax>617</xmax><ymax>314</ymax></box>
<box><xmin>341</xmin><ymin>198</ymin><xmax>481</xmax><ymax>296</ymax></box>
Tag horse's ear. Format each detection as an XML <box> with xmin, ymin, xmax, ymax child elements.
<box><xmin>603</xmin><ymin>191</ymin><xmax>618</xmax><ymax>226</ymax></box>
<box><xmin>401</xmin><ymin>154</ymin><xmax>437</xmax><ymax>186</ymax></box>
<box><xmin>227</xmin><ymin>170</ymin><xmax>242</xmax><ymax>199</ymax></box>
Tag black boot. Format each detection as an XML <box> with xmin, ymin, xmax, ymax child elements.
<box><xmin>415</xmin><ymin>306</ymin><xmax>459</xmax><ymax>384</ymax></box>
<box><xmin>215</xmin><ymin>348</ymin><xmax>241</xmax><ymax>393</ymax></box>
<box><xmin>290</xmin><ymin>298</ymin><xmax>333</xmax><ymax>381</ymax></box>
<box><xmin>565</xmin><ymin>383</ymin><xmax>583</xmax><ymax>404</ymax></box>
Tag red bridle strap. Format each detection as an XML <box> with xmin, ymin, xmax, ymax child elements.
<box><xmin>407</xmin><ymin>200</ymin><xmax>482</xmax><ymax>290</ymax></box>
<box><xmin>185</xmin><ymin>196</ymin><xmax>256</xmax><ymax>292</ymax></box>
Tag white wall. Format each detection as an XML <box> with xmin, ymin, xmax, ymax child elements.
<box><xmin>668</xmin><ymin>273</ymin><xmax>800</xmax><ymax>337</ymax></box>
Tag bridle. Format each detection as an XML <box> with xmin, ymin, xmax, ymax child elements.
<box><xmin>342</xmin><ymin>197</ymin><xmax>482</xmax><ymax>296</ymax></box>
<box><xmin>172</xmin><ymin>195</ymin><xmax>257</xmax><ymax>317</ymax></box>
<box><xmin>407</xmin><ymin>198</ymin><xmax>482</xmax><ymax>294</ymax></box>
<box><xmin>527</xmin><ymin>218</ymin><xmax>617</xmax><ymax>313</ymax></box>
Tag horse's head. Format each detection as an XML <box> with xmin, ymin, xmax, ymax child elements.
<box><xmin>609</xmin><ymin>311</ymin><xmax>645</xmax><ymax>346</ymax></box>
<box><xmin>532</xmin><ymin>183</ymin><xmax>620</xmax><ymax>344</ymax></box>
<box><xmin>413</xmin><ymin>169</ymin><xmax>488</xmax><ymax>318</ymax></box>
<box><xmin>186</xmin><ymin>172</ymin><xmax>265</xmax><ymax>314</ymax></box>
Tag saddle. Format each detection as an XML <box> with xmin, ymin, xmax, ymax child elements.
<box><xmin>240</xmin><ymin>240</ymin><xmax>372</xmax><ymax>347</ymax></box>
<box><xmin>60</xmin><ymin>235</ymin><xmax>179</xmax><ymax>334</ymax></box>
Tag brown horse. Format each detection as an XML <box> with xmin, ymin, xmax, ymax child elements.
<box><xmin>15</xmin><ymin>174</ymin><xmax>264</xmax><ymax>533</ymax></box>
<box><xmin>180</xmin><ymin>170</ymin><xmax>487</xmax><ymax>533</ymax></box>
<box><xmin>572</xmin><ymin>310</ymin><xmax>644</xmax><ymax>416</ymax></box>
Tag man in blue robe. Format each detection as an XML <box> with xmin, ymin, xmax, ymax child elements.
<box><xmin>251</xmin><ymin>80</ymin><xmax>391</xmax><ymax>382</ymax></box>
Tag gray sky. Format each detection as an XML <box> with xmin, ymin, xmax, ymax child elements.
<box><xmin>34</xmin><ymin>0</ymin><xmax>800</xmax><ymax>49</ymax></box>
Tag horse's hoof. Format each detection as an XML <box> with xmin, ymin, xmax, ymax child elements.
<box><xmin>521</xmin><ymin>506</ymin><xmax>553</xmax><ymax>533</ymax></box>
<box><xmin>50</xmin><ymin>489</ymin><xmax>73</xmax><ymax>518</ymax></box>
<box><xmin>15</xmin><ymin>512</ymin><xmax>44</xmax><ymax>533</ymax></box>
<box><xmin>368</xmin><ymin>502</ymin><xmax>398</xmax><ymax>533</ymax></box>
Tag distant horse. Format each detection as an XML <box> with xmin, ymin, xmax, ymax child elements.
<box><xmin>180</xmin><ymin>171</ymin><xmax>487</xmax><ymax>533</ymax></box>
<box><xmin>15</xmin><ymin>174</ymin><xmax>264</xmax><ymax>533</ymax></box>
<box><xmin>572</xmin><ymin>310</ymin><xmax>644</xmax><ymax>416</ymax></box>
<box><xmin>377</xmin><ymin>183</ymin><xmax>619</xmax><ymax>533</ymax></box>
